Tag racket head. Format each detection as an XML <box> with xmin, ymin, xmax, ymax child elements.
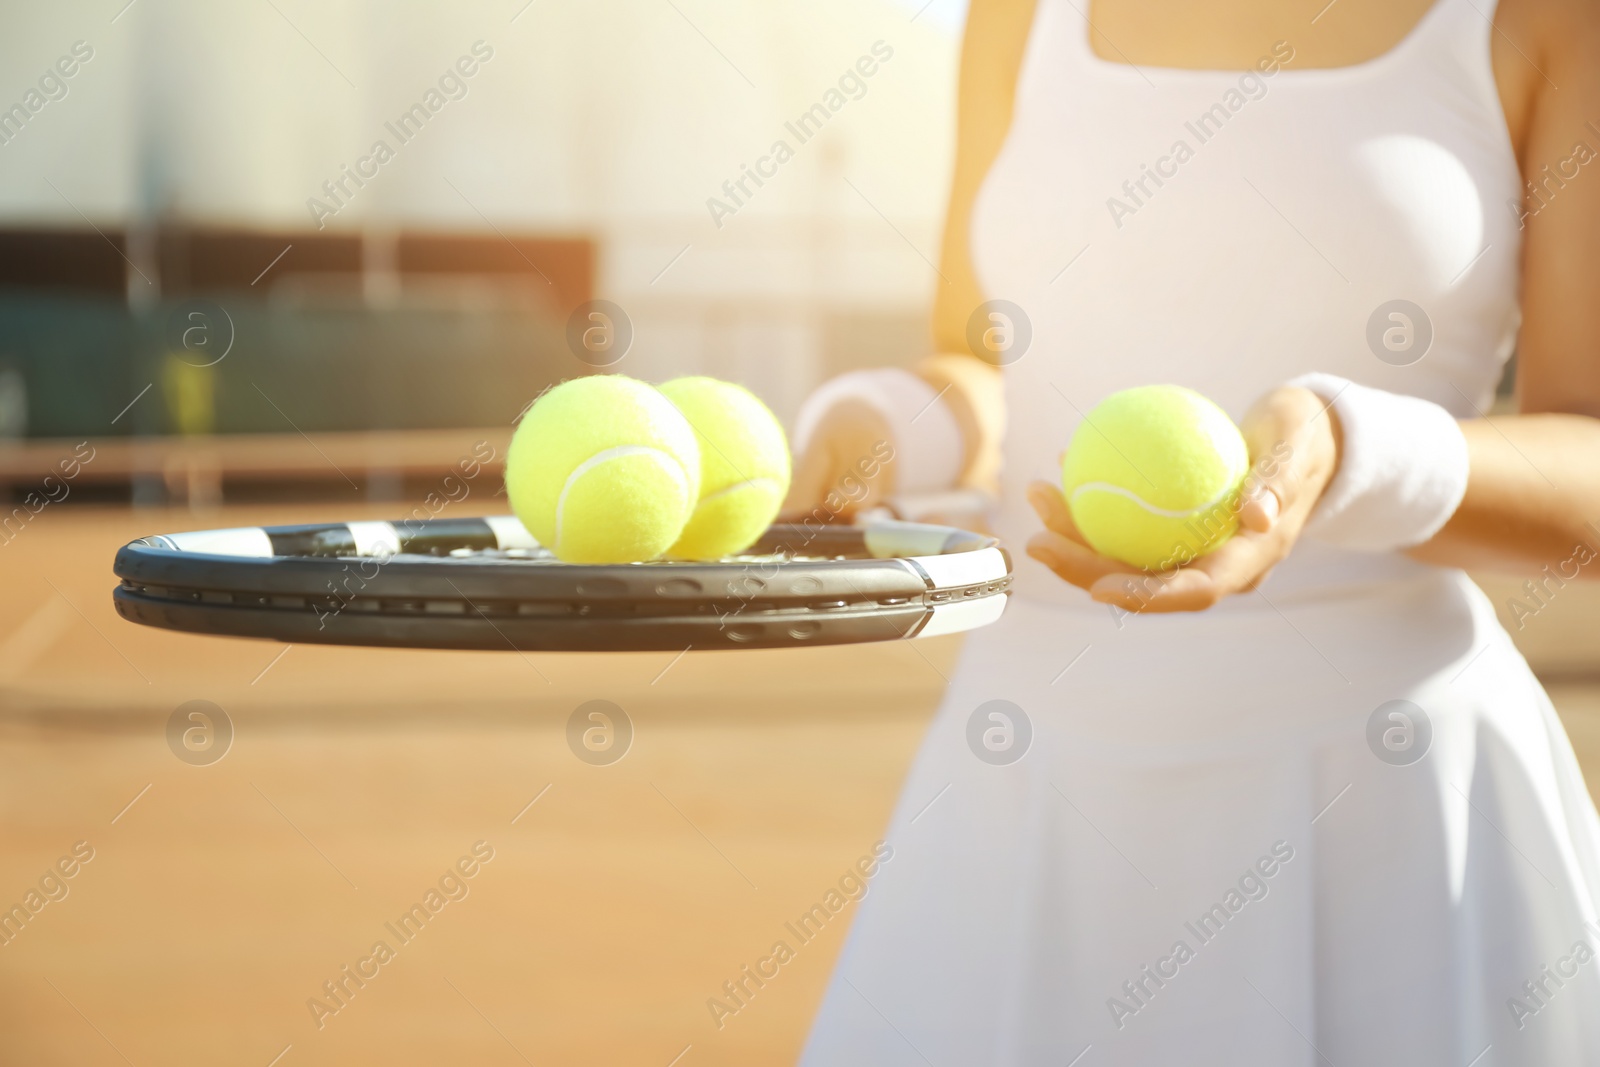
<box><xmin>112</xmin><ymin>516</ymin><xmax>1011</xmax><ymax>652</ymax></box>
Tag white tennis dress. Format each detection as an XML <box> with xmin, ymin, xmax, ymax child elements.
<box><xmin>802</xmin><ymin>0</ymin><xmax>1600</xmax><ymax>1063</ymax></box>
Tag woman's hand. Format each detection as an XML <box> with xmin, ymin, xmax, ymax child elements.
<box><xmin>1025</xmin><ymin>385</ymin><xmax>1342</xmax><ymax>612</ymax></box>
<box><xmin>779</xmin><ymin>398</ymin><xmax>897</xmax><ymax>523</ymax></box>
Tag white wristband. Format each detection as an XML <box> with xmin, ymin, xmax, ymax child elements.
<box><xmin>792</xmin><ymin>368</ymin><xmax>964</xmax><ymax>494</ymax></box>
<box><xmin>1287</xmin><ymin>372</ymin><xmax>1469</xmax><ymax>551</ymax></box>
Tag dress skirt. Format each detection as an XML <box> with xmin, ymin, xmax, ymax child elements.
<box><xmin>801</xmin><ymin>567</ymin><xmax>1600</xmax><ymax>1066</ymax></box>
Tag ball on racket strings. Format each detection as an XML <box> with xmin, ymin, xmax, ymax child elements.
<box><xmin>659</xmin><ymin>376</ymin><xmax>791</xmax><ymax>560</ymax></box>
<box><xmin>506</xmin><ymin>375</ymin><xmax>700</xmax><ymax>563</ymax></box>
<box><xmin>1060</xmin><ymin>384</ymin><xmax>1249</xmax><ymax>570</ymax></box>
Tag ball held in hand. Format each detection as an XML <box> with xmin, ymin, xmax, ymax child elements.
<box><xmin>505</xmin><ymin>375</ymin><xmax>701</xmax><ymax>564</ymax></box>
<box><xmin>1061</xmin><ymin>384</ymin><xmax>1249</xmax><ymax>570</ymax></box>
<box><xmin>659</xmin><ymin>376</ymin><xmax>792</xmax><ymax>560</ymax></box>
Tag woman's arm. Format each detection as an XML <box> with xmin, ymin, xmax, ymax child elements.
<box><xmin>1406</xmin><ymin>417</ymin><xmax>1600</xmax><ymax>573</ymax></box>
<box><xmin>782</xmin><ymin>1</ymin><xmax>1032</xmax><ymax>517</ymax></box>
<box><xmin>1405</xmin><ymin>0</ymin><xmax>1600</xmax><ymax>576</ymax></box>
<box><xmin>929</xmin><ymin>0</ymin><xmax>1037</xmax><ymax>358</ymax></box>
<box><xmin>911</xmin><ymin>0</ymin><xmax>1038</xmax><ymax>493</ymax></box>
<box><xmin>1031</xmin><ymin>0</ymin><xmax>1600</xmax><ymax>611</ymax></box>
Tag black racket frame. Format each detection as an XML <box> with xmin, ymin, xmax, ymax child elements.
<box><xmin>112</xmin><ymin>517</ymin><xmax>1011</xmax><ymax>652</ymax></box>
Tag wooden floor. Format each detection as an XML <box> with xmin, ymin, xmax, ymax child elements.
<box><xmin>0</xmin><ymin>501</ymin><xmax>1596</xmax><ymax>1066</ymax></box>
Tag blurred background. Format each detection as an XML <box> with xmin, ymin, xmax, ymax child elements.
<box><xmin>0</xmin><ymin>1</ymin><xmax>1597</xmax><ymax>1065</ymax></box>
<box><xmin>0</xmin><ymin>0</ymin><xmax>968</xmax><ymax>457</ymax></box>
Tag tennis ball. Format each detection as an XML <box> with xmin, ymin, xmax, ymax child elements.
<box><xmin>505</xmin><ymin>375</ymin><xmax>701</xmax><ymax>563</ymax></box>
<box><xmin>658</xmin><ymin>376</ymin><xmax>791</xmax><ymax>560</ymax></box>
<box><xmin>1061</xmin><ymin>384</ymin><xmax>1249</xmax><ymax>570</ymax></box>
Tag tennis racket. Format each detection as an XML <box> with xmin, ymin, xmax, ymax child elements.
<box><xmin>112</xmin><ymin>515</ymin><xmax>1011</xmax><ymax>652</ymax></box>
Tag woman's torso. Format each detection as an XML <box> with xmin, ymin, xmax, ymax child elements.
<box><xmin>970</xmin><ymin>0</ymin><xmax>1524</xmax><ymax>610</ymax></box>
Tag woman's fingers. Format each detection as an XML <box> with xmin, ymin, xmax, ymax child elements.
<box><xmin>777</xmin><ymin>399</ymin><xmax>898</xmax><ymax>522</ymax></box>
<box><xmin>1026</xmin><ymin>529</ymin><xmax>1138</xmax><ymax>590</ymax></box>
<box><xmin>1024</xmin><ymin>478</ymin><xmax>1142</xmax><ymax>592</ymax></box>
<box><xmin>779</xmin><ymin>439</ymin><xmax>837</xmax><ymax>521</ymax></box>
<box><xmin>1235</xmin><ymin>396</ymin><xmax>1298</xmax><ymax>535</ymax></box>
<box><xmin>1089</xmin><ymin>566</ymin><xmax>1220</xmax><ymax>612</ymax></box>
<box><xmin>1236</xmin><ymin>386</ymin><xmax>1340</xmax><ymax>533</ymax></box>
<box><xmin>1026</xmin><ymin>479</ymin><xmax>1086</xmax><ymax>544</ymax></box>
<box><xmin>1058</xmin><ymin>386</ymin><xmax>1341</xmax><ymax>615</ymax></box>
<box><xmin>1088</xmin><ymin>529</ymin><xmax>1276</xmax><ymax>612</ymax></box>
<box><xmin>1237</xmin><ymin>476</ymin><xmax>1282</xmax><ymax>534</ymax></box>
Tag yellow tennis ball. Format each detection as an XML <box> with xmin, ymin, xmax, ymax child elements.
<box><xmin>505</xmin><ymin>375</ymin><xmax>701</xmax><ymax>563</ymax></box>
<box><xmin>1061</xmin><ymin>384</ymin><xmax>1249</xmax><ymax>571</ymax></box>
<box><xmin>658</xmin><ymin>376</ymin><xmax>791</xmax><ymax>560</ymax></box>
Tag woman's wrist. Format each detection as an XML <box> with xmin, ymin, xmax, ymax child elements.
<box><xmin>791</xmin><ymin>367</ymin><xmax>964</xmax><ymax>494</ymax></box>
<box><xmin>914</xmin><ymin>353</ymin><xmax>1003</xmax><ymax>491</ymax></box>
<box><xmin>1284</xmin><ymin>373</ymin><xmax>1468</xmax><ymax>552</ymax></box>
<box><xmin>1283</xmin><ymin>385</ymin><xmax>1343</xmax><ymax>512</ymax></box>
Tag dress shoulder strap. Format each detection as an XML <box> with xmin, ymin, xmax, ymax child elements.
<box><xmin>1397</xmin><ymin>0</ymin><xmax>1503</xmax><ymax>64</ymax></box>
